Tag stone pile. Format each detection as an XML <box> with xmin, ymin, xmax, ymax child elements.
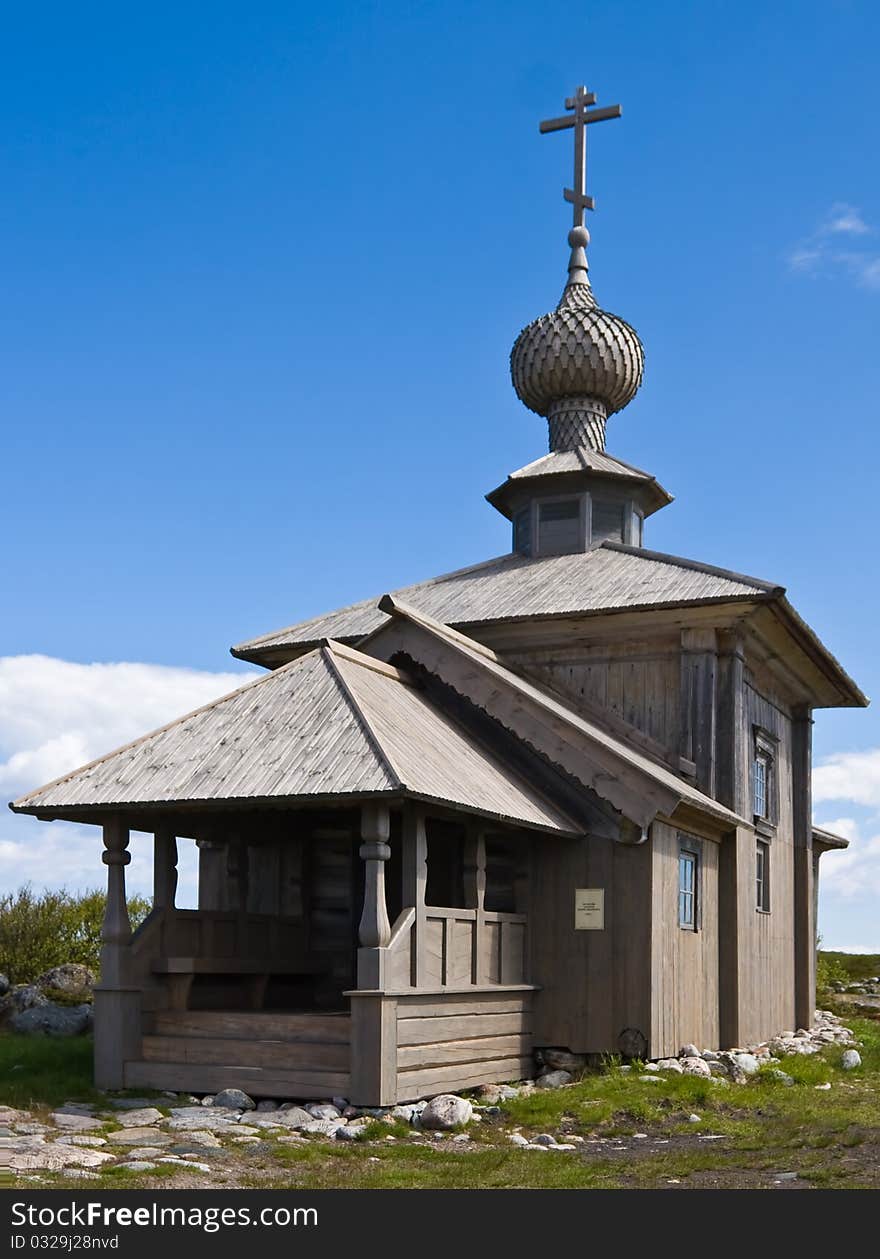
<box><xmin>0</xmin><ymin>965</ymin><xmax>95</xmax><ymax>1037</ymax></box>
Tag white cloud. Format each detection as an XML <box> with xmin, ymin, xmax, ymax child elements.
<box><xmin>0</xmin><ymin>655</ymin><xmax>253</xmax><ymax>902</ymax></box>
<box><xmin>786</xmin><ymin>203</ymin><xmax>880</xmax><ymax>289</ymax></box>
<box><xmin>825</xmin><ymin>202</ymin><xmax>870</xmax><ymax>236</ymax></box>
<box><xmin>813</xmin><ymin>748</ymin><xmax>880</xmax><ymax>807</ymax></box>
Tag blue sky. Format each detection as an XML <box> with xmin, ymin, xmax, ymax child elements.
<box><xmin>1</xmin><ymin>2</ymin><xmax>879</xmax><ymax>948</ymax></box>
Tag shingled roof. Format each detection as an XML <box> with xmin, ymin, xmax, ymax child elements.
<box><xmin>232</xmin><ymin>542</ymin><xmax>780</xmax><ymax>665</ymax></box>
<box><xmin>11</xmin><ymin>641</ymin><xmax>582</xmax><ymax>835</ymax></box>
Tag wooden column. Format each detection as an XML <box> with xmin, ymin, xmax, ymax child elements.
<box><xmin>357</xmin><ymin>802</ymin><xmax>391</xmax><ymax>989</ymax></box>
<box><xmin>401</xmin><ymin>803</ymin><xmax>428</xmax><ymax>987</ymax></box>
<box><xmin>793</xmin><ymin>706</ymin><xmax>816</xmax><ymax>1030</ymax></box>
<box><xmin>464</xmin><ymin>826</ymin><xmax>486</xmax><ymax>984</ymax></box>
<box><xmin>93</xmin><ymin>817</ymin><xmax>141</xmax><ymax>1089</ymax></box>
<box><xmin>680</xmin><ymin>628</ymin><xmax>718</xmax><ymax>797</ymax></box>
<box><xmin>153</xmin><ymin>826</ymin><xmax>178</xmax><ymax>911</ymax></box>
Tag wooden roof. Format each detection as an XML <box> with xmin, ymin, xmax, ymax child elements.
<box><xmin>10</xmin><ymin>642</ymin><xmax>581</xmax><ymax>835</ymax></box>
<box><xmin>485</xmin><ymin>448</ymin><xmax>673</xmax><ymax>518</ymax></box>
<box><xmin>365</xmin><ymin>596</ymin><xmax>748</xmax><ymax>834</ymax></box>
<box><xmin>232</xmin><ymin>542</ymin><xmax>779</xmax><ymax>665</ymax></box>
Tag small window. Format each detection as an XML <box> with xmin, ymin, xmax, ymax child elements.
<box><xmin>513</xmin><ymin>507</ymin><xmax>532</xmax><ymax>556</ymax></box>
<box><xmin>630</xmin><ymin>509</ymin><xmax>643</xmax><ymax>546</ymax></box>
<box><xmin>538</xmin><ymin>498</ymin><xmax>581</xmax><ymax>554</ymax></box>
<box><xmin>754</xmin><ymin>754</ymin><xmax>768</xmax><ymax>819</ymax></box>
<box><xmin>591</xmin><ymin>498</ymin><xmax>625</xmax><ymax>544</ymax></box>
<box><xmin>678</xmin><ymin>846</ymin><xmax>698</xmax><ymax>930</ymax></box>
<box><xmin>756</xmin><ymin>839</ymin><xmax>770</xmax><ymax>912</ymax></box>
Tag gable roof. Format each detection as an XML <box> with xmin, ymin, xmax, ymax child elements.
<box><xmin>232</xmin><ymin>542</ymin><xmax>779</xmax><ymax>665</ymax></box>
<box><xmin>10</xmin><ymin>642</ymin><xmax>581</xmax><ymax>835</ymax></box>
<box><xmin>363</xmin><ymin>595</ymin><xmax>748</xmax><ymax>833</ymax></box>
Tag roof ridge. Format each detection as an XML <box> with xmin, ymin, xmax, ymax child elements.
<box><xmin>10</xmin><ymin>653</ymin><xmax>314</xmax><ymax>811</ymax></box>
<box><xmin>231</xmin><ymin>554</ymin><xmax>522</xmax><ymax>655</ymax></box>
<box><xmin>322</xmin><ymin>646</ymin><xmax>404</xmax><ymax>791</ymax></box>
<box><xmin>600</xmin><ymin>541</ymin><xmax>784</xmax><ymax>594</ymax></box>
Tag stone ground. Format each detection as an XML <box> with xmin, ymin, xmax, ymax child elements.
<box><xmin>1</xmin><ymin>1008</ymin><xmax>877</xmax><ymax>1190</ymax></box>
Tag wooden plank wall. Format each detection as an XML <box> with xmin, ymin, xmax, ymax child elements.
<box><xmin>506</xmin><ymin>637</ymin><xmax>681</xmax><ymax>760</ymax></box>
<box><xmin>394</xmin><ymin>991</ymin><xmax>533</xmax><ymax>1100</ymax></box>
<box><xmin>735</xmin><ymin>674</ymin><xmax>797</xmax><ymax>1043</ymax></box>
<box><xmin>650</xmin><ymin>821</ymin><xmax>720</xmax><ymax>1057</ymax></box>
<box><xmin>528</xmin><ymin>832</ymin><xmax>652</xmax><ymax>1055</ymax></box>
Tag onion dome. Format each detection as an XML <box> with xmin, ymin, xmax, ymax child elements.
<box><xmin>510</xmin><ymin>226</ymin><xmax>644</xmax><ymax>452</ymax></box>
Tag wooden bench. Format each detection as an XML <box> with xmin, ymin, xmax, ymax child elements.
<box><xmin>152</xmin><ymin>957</ymin><xmax>329</xmax><ymax>1011</ymax></box>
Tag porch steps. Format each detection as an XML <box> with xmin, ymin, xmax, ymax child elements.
<box><xmin>123</xmin><ymin>1009</ymin><xmax>351</xmax><ymax>1100</ymax></box>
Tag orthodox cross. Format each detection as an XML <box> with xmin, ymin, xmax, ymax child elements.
<box><xmin>539</xmin><ymin>86</ymin><xmax>621</xmax><ymax>228</ymax></box>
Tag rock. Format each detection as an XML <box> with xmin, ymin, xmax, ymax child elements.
<box><xmin>5</xmin><ymin>985</ymin><xmax>48</xmax><ymax>1013</ymax></box>
<box><xmin>419</xmin><ymin>1094</ymin><xmax>473</xmax><ymax>1130</ymax></box>
<box><xmin>532</xmin><ymin>1133</ymin><xmax>557</xmax><ymax>1146</ymax></box>
<box><xmin>701</xmin><ymin>1050</ymin><xmax>719</xmax><ymax>1061</ymax></box>
<box><xmin>452</xmin><ymin>1132</ymin><xmax>470</xmax><ymax>1143</ymax></box>
<box><xmin>732</xmin><ymin>1053</ymin><xmax>760</xmax><ymax>1076</ymax></box>
<box><xmin>10</xmin><ymin>1003</ymin><xmax>92</xmax><ymax>1036</ymax></box>
<box><xmin>0</xmin><ymin>974</ymin><xmax>9</xmax><ymax>995</ymax></box>
<box><xmin>841</xmin><ymin>1049</ymin><xmax>861</xmax><ymax>1070</ymax></box>
<box><xmin>106</xmin><ymin>1128</ymin><xmax>173</xmax><ymax>1146</ymax></box>
<box><xmin>335</xmin><ymin>1125</ymin><xmax>363</xmax><ymax>1142</ymax></box>
<box><xmin>54</xmin><ymin>1135</ymin><xmax>107</xmax><ymax>1147</ymax></box>
<box><xmin>640</xmin><ymin>1075</ymin><xmax>663</xmax><ymax>1083</ymax></box>
<box><xmin>687</xmin><ymin>1114</ymin><xmax>701</xmax><ymax>1123</ymax></box>
<box><xmin>200</xmin><ymin>1096</ymin><xmax>216</xmax><ymax>1107</ymax></box>
<box><xmin>267</xmin><ymin>1106</ymin><xmax>314</xmax><ymax>1130</ymax></box>
<box><xmin>126</xmin><ymin>1148</ymin><xmax>165</xmax><ymax>1159</ymax></box>
<box><xmin>766</xmin><ymin>1070</ymin><xmax>794</xmax><ymax>1086</ymax></box>
<box><xmin>108</xmin><ymin>1097</ymin><xmax>161</xmax><ymax>1110</ymax></box>
<box><xmin>298</xmin><ymin>1119</ymin><xmax>347</xmax><ymax>1137</ymax></box>
<box><xmin>508</xmin><ymin>1132</ymin><xmax>530</xmax><ymax>1147</ymax></box>
<box><xmin>391</xmin><ymin>1103</ymin><xmax>425</xmax><ymax>1124</ymax></box>
<box><xmin>255</xmin><ymin>1100</ymin><xmax>278</xmax><ymax>1112</ymax></box>
<box><xmin>679</xmin><ymin>1044</ymin><xmax>701</xmax><ymax>1058</ymax></box>
<box><xmin>164</xmin><ymin>1116</ymin><xmax>239</xmax><ymax>1133</ymax></box>
<box><xmin>305</xmin><ymin>1103</ymin><xmax>341</xmax><ymax>1120</ymax></box>
<box><xmin>717</xmin><ymin>1053</ymin><xmax>747</xmax><ymax>1084</ymax></box>
<box><xmin>536</xmin><ymin>1070</ymin><xmax>572</xmax><ymax>1090</ymax></box>
<box><xmin>234</xmin><ymin>1125</ymin><xmax>259</xmax><ymax>1136</ymax></box>
<box><xmin>36</xmin><ymin>964</ymin><xmax>95</xmax><ymax>997</ymax></box>
<box><xmin>680</xmin><ymin>1056</ymin><xmax>711</xmax><ymax>1078</ymax></box>
<box><xmin>540</xmin><ymin>1048</ymin><xmax>587</xmax><ymax>1071</ymax></box>
<box><xmin>49</xmin><ymin>1112</ymin><xmax>103</xmax><ymax>1132</ymax></box>
<box><xmin>158</xmin><ymin>1157</ymin><xmax>212</xmax><ymax>1172</ymax></box>
<box><xmin>212</xmin><ymin>1089</ymin><xmax>255</xmax><ymax>1111</ymax></box>
<box><xmin>814</xmin><ymin>1083</ymin><xmax>832</xmax><ymax>1091</ymax></box>
<box><xmin>332</xmin><ymin>1097</ymin><xmax>350</xmax><ymax>1110</ymax></box>
<box><xmin>175</xmin><ymin>1130</ymin><xmax>222</xmax><ymax>1147</ymax></box>
<box><xmin>111</xmin><ymin>1108</ymin><xmax>164</xmax><ymax>1128</ymax></box>
<box><xmin>117</xmin><ymin>1161</ymin><xmax>158</xmax><ymax>1171</ymax></box>
<box><xmin>656</xmin><ymin>1058</ymin><xmax>684</xmax><ymax>1074</ymax></box>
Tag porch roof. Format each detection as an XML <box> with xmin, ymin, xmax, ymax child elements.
<box><xmin>10</xmin><ymin>642</ymin><xmax>582</xmax><ymax>836</ymax></box>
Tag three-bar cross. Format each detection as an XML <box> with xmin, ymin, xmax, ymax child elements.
<box><xmin>539</xmin><ymin>86</ymin><xmax>621</xmax><ymax>227</ymax></box>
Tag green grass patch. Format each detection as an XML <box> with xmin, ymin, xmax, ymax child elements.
<box><xmin>0</xmin><ymin>1033</ymin><xmax>100</xmax><ymax>1109</ymax></box>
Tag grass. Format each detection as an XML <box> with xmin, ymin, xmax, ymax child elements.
<box><xmin>819</xmin><ymin>951</ymin><xmax>880</xmax><ymax>983</ymax></box>
<box><xmin>4</xmin><ymin>1006</ymin><xmax>880</xmax><ymax>1190</ymax></box>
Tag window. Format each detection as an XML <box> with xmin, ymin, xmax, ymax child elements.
<box><xmin>630</xmin><ymin>509</ymin><xmax>643</xmax><ymax>547</ymax></box>
<box><xmin>678</xmin><ymin>845</ymin><xmax>698</xmax><ymax>930</ymax></box>
<box><xmin>537</xmin><ymin>498</ymin><xmax>581</xmax><ymax>554</ymax></box>
<box><xmin>591</xmin><ymin>498</ymin><xmax>625</xmax><ymax>544</ymax></box>
<box><xmin>752</xmin><ymin>728</ymin><xmax>777</xmax><ymax>826</ymax></box>
<box><xmin>513</xmin><ymin>507</ymin><xmax>532</xmax><ymax>556</ymax></box>
<box><xmin>756</xmin><ymin>839</ymin><xmax>770</xmax><ymax>912</ymax></box>
<box><xmin>754</xmin><ymin>754</ymin><xmax>768</xmax><ymax>819</ymax></box>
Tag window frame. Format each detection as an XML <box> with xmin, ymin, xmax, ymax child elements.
<box><xmin>752</xmin><ymin>726</ymin><xmax>779</xmax><ymax>834</ymax></box>
<box><xmin>534</xmin><ymin>492</ymin><xmax>588</xmax><ymax>556</ymax></box>
<box><xmin>677</xmin><ymin>836</ymin><xmax>701</xmax><ymax>932</ymax></box>
<box><xmin>756</xmin><ymin>838</ymin><xmax>771</xmax><ymax>914</ymax></box>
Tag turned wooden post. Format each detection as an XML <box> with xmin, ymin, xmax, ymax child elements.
<box><xmin>153</xmin><ymin>826</ymin><xmax>178</xmax><ymax>911</ymax></box>
<box><xmin>100</xmin><ymin>817</ymin><xmax>132</xmax><ymax>987</ymax></box>
<box><xmin>358</xmin><ymin>803</ymin><xmax>391</xmax><ymax>949</ymax></box>
<box><xmin>94</xmin><ymin>816</ymin><xmax>141</xmax><ymax>1089</ymax></box>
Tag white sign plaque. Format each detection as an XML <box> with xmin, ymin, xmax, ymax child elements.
<box><xmin>574</xmin><ymin>888</ymin><xmax>605</xmax><ymax>930</ymax></box>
